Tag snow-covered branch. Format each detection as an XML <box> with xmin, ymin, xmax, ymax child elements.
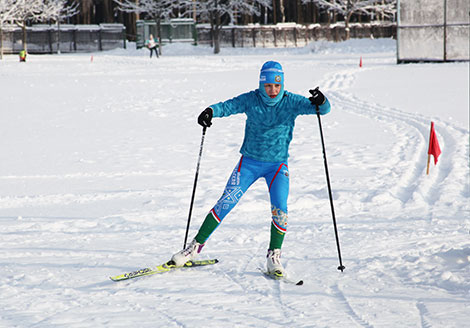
<box><xmin>305</xmin><ymin>0</ymin><xmax>396</xmax><ymax>21</ymax></box>
<box><xmin>41</xmin><ymin>0</ymin><xmax>79</xmax><ymax>23</ymax></box>
<box><xmin>186</xmin><ymin>0</ymin><xmax>271</xmax><ymax>25</ymax></box>
<box><xmin>12</xmin><ymin>0</ymin><xmax>44</xmax><ymax>27</ymax></box>
<box><xmin>180</xmin><ymin>0</ymin><xmax>270</xmax><ymax>53</ymax></box>
<box><xmin>0</xmin><ymin>0</ymin><xmax>17</xmax><ymax>25</ymax></box>
<box><xmin>114</xmin><ymin>0</ymin><xmax>178</xmax><ymax>20</ymax></box>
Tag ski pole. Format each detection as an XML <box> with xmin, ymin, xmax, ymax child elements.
<box><xmin>315</xmin><ymin>101</ymin><xmax>346</xmax><ymax>272</ymax></box>
<box><xmin>184</xmin><ymin>126</ymin><xmax>207</xmax><ymax>249</ymax></box>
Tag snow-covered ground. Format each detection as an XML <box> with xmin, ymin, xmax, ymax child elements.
<box><xmin>0</xmin><ymin>39</ymin><xmax>469</xmax><ymax>327</ymax></box>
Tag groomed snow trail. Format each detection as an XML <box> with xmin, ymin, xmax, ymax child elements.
<box><xmin>0</xmin><ymin>40</ymin><xmax>468</xmax><ymax>327</ymax></box>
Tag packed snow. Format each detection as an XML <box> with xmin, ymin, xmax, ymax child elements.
<box><xmin>0</xmin><ymin>38</ymin><xmax>469</xmax><ymax>327</ymax></box>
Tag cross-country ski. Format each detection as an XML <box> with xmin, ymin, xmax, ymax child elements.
<box><xmin>110</xmin><ymin>259</ymin><xmax>219</xmax><ymax>281</ymax></box>
<box><xmin>258</xmin><ymin>268</ymin><xmax>304</xmax><ymax>286</ymax></box>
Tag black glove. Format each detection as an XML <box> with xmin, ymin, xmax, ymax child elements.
<box><xmin>198</xmin><ymin>107</ymin><xmax>213</xmax><ymax>128</ymax></box>
<box><xmin>309</xmin><ymin>87</ymin><xmax>325</xmax><ymax>106</ymax></box>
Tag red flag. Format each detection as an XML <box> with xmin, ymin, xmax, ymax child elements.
<box><xmin>428</xmin><ymin>122</ymin><xmax>441</xmax><ymax>165</ymax></box>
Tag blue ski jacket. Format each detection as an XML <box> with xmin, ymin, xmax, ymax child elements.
<box><xmin>210</xmin><ymin>90</ymin><xmax>331</xmax><ymax>163</ymax></box>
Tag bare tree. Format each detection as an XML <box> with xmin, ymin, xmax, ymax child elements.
<box><xmin>185</xmin><ymin>0</ymin><xmax>271</xmax><ymax>54</ymax></box>
<box><xmin>0</xmin><ymin>0</ymin><xmax>17</xmax><ymax>59</ymax></box>
<box><xmin>11</xmin><ymin>0</ymin><xmax>46</xmax><ymax>52</ymax></box>
<box><xmin>7</xmin><ymin>0</ymin><xmax>79</xmax><ymax>53</ymax></box>
<box><xmin>44</xmin><ymin>0</ymin><xmax>79</xmax><ymax>22</ymax></box>
<box><xmin>306</xmin><ymin>0</ymin><xmax>396</xmax><ymax>39</ymax></box>
<box><xmin>114</xmin><ymin>0</ymin><xmax>179</xmax><ymax>55</ymax></box>
<box><xmin>41</xmin><ymin>0</ymin><xmax>79</xmax><ymax>54</ymax></box>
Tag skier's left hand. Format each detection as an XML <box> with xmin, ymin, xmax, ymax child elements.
<box><xmin>309</xmin><ymin>87</ymin><xmax>325</xmax><ymax>106</ymax></box>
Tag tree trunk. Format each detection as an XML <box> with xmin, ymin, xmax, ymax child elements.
<box><xmin>135</xmin><ymin>0</ymin><xmax>140</xmax><ymax>20</ymax></box>
<box><xmin>57</xmin><ymin>21</ymin><xmax>61</xmax><ymax>54</ymax></box>
<box><xmin>81</xmin><ymin>0</ymin><xmax>93</xmax><ymax>24</ymax></box>
<box><xmin>0</xmin><ymin>28</ymin><xmax>3</xmax><ymax>60</ymax></box>
<box><xmin>312</xmin><ymin>3</ymin><xmax>318</xmax><ymax>24</ymax></box>
<box><xmin>213</xmin><ymin>26</ymin><xmax>220</xmax><ymax>54</ymax></box>
<box><xmin>296</xmin><ymin>0</ymin><xmax>302</xmax><ymax>24</ymax></box>
<box><xmin>103</xmin><ymin>0</ymin><xmax>112</xmax><ymax>23</ymax></box>
<box><xmin>272</xmin><ymin>0</ymin><xmax>277</xmax><ymax>24</ymax></box>
<box><xmin>280</xmin><ymin>0</ymin><xmax>286</xmax><ymax>23</ymax></box>
<box><xmin>345</xmin><ymin>12</ymin><xmax>353</xmax><ymax>40</ymax></box>
<box><xmin>209</xmin><ymin>8</ymin><xmax>221</xmax><ymax>54</ymax></box>
<box><xmin>22</xmin><ymin>23</ymin><xmax>27</xmax><ymax>51</ymax></box>
<box><xmin>156</xmin><ymin>17</ymin><xmax>163</xmax><ymax>55</ymax></box>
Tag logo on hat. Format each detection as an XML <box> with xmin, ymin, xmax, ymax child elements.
<box><xmin>275</xmin><ymin>75</ymin><xmax>281</xmax><ymax>83</ymax></box>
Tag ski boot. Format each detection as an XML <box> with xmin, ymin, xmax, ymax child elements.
<box><xmin>171</xmin><ymin>239</ymin><xmax>205</xmax><ymax>267</ymax></box>
<box><xmin>266</xmin><ymin>249</ymin><xmax>285</xmax><ymax>277</ymax></box>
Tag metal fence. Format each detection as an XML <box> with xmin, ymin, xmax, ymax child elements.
<box><xmin>397</xmin><ymin>0</ymin><xmax>470</xmax><ymax>62</ymax></box>
<box><xmin>136</xmin><ymin>19</ymin><xmax>196</xmax><ymax>48</ymax></box>
<box><xmin>196</xmin><ymin>22</ymin><xmax>397</xmax><ymax>48</ymax></box>
<box><xmin>1</xmin><ymin>23</ymin><xmax>126</xmax><ymax>54</ymax></box>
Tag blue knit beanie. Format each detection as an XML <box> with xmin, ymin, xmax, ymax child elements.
<box><xmin>259</xmin><ymin>61</ymin><xmax>284</xmax><ymax>106</ymax></box>
<box><xmin>259</xmin><ymin>61</ymin><xmax>284</xmax><ymax>85</ymax></box>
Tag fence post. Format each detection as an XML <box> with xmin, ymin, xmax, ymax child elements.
<box><xmin>303</xmin><ymin>26</ymin><xmax>307</xmax><ymax>45</ymax></box>
<box><xmin>293</xmin><ymin>27</ymin><xmax>297</xmax><ymax>47</ymax></box>
<box><xmin>443</xmin><ymin>0</ymin><xmax>447</xmax><ymax>61</ymax></box>
<box><xmin>98</xmin><ymin>28</ymin><xmax>102</xmax><ymax>51</ymax></box>
<box><xmin>123</xmin><ymin>26</ymin><xmax>126</xmax><ymax>49</ymax></box>
<box><xmin>273</xmin><ymin>28</ymin><xmax>277</xmax><ymax>47</ymax></box>
<box><xmin>231</xmin><ymin>28</ymin><xmax>235</xmax><ymax>47</ymax></box>
<box><xmin>252</xmin><ymin>28</ymin><xmax>256</xmax><ymax>47</ymax></box>
<box><xmin>48</xmin><ymin>27</ymin><xmax>53</xmax><ymax>54</ymax></box>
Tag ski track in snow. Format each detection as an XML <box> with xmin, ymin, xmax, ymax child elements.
<box><xmin>322</xmin><ymin>67</ymin><xmax>468</xmax><ymax>208</ymax></box>
<box><xmin>0</xmin><ymin>41</ymin><xmax>469</xmax><ymax>327</ymax></box>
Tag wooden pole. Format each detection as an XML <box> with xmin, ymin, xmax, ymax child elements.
<box><xmin>426</xmin><ymin>154</ymin><xmax>431</xmax><ymax>175</ymax></box>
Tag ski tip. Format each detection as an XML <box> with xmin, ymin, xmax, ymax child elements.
<box><xmin>109</xmin><ymin>276</ymin><xmax>123</xmax><ymax>282</ymax></box>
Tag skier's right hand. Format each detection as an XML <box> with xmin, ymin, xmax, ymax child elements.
<box><xmin>198</xmin><ymin>108</ymin><xmax>213</xmax><ymax>128</ymax></box>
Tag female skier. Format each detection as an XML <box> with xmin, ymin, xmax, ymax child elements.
<box><xmin>172</xmin><ymin>61</ymin><xmax>331</xmax><ymax>276</ymax></box>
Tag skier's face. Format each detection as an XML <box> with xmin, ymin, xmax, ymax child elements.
<box><xmin>264</xmin><ymin>83</ymin><xmax>282</xmax><ymax>98</ymax></box>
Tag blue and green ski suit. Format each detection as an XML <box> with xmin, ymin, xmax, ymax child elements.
<box><xmin>195</xmin><ymin>88</ymin><xmax>331</xmax><ymax>250</ymax></box>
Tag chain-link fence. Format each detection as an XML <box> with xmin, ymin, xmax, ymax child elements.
<box><xmin>397</xmin><ymin>0</ymin><xmax>469</xmax><ymax>62</ymax></box>
<box><xmin>196</xmin><ymin>23</ymin><xmax>396</xmax><ymax>48</ymax></box>
<box><xmin>1</xmin><ymin>24</ymin><xmax>126</xmax><ymax>54</ymax></box>
<box><xmin>136</xmin><ymin>19</ymin><xmax>196</xmax><ymax>49</ymax></box>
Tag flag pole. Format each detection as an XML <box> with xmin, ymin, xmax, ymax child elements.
<box><xmin>426</xmin><ymin>154</ymin><xmax>431</xmax><ymax>175</ymax></box>
<box><xmin>426</xmin><ymin>122</ymin><xmax>433</xmax><ymax>175</ymax></box>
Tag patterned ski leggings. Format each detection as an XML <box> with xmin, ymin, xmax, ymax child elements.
<box><xmin>209</xmin><ymin>155</ymin><xmax>289</xmax><ymax>235</ymax></box>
